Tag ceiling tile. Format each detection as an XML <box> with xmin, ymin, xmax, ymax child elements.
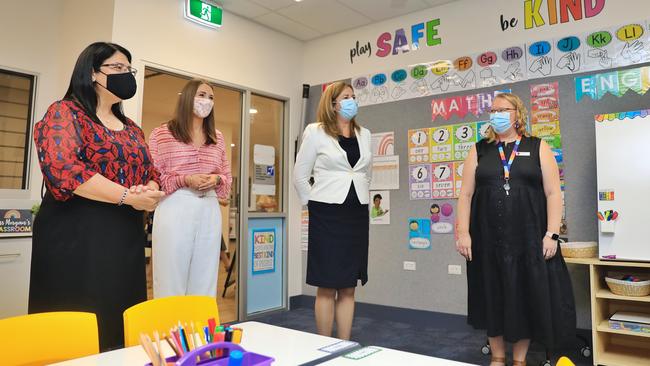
<box><xmin>277</xmin><ymin>1</ymin><xmax>372</xmax><ymax>34</ymax></box>
<box><xmin>219</xmin><ymin>0</ymin><xmax>272</xmax><ymax>19</ymax></box>
<box><xmin>249</xmin><ymin>0</ymin><xmax>298</xmax><ymax>11</ymax></box>
<box><xmin>339</xmin><ymin>0</ymin><xmax>430</xmax><ymax>21</ymax></box>
<box><xmin>255</xmin><ymin>12</ymin><xmax>322</xmax><ymax>41</ymax></box>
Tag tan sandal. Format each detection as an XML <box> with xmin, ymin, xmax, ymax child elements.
<box><xmin>512</xmin><ymin>360</ymin><xmax>526</xmax><ymax>366</ymax></box>
<box><xmin>490</xmin><ymin>356</ymin><xmax>506</xmax><ymax>365</ymax></box>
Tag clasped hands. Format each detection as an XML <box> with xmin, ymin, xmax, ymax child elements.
<box><xmin>184</xmin><ymin>174</ymin><xmax>221</xmax><ymax>191</ymax></box>
<box><xmin>125</xmin><ymin>181</ymin><xmax>164</xmax><ymax>212</ymax></box>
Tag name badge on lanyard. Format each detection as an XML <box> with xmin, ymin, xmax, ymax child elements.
<box><xmin>497</xmin><ymin>137</ymin><xmax>522</xmax><ymax>196</ymax></box>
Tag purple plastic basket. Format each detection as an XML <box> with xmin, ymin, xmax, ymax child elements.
<box><xmin>144</xmin><ymin>342</ymin><xmax>274</xmax><ymax>366</ymax></box>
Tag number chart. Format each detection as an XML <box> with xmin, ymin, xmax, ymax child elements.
<box><xmin>452</xmin><ymin>123</ymin><xmax>477</xmax><ymax>161</ymax></box>
<box><xmin>409</xmin><ymin>164</ymin><xmax>432</xmax><ymax>200</ymax></box>
<box><xmin>431</xmin><ymin>162</ymin><xmax>454</xmax><ymax>199</ymax></box>
<box><xmin>430</xmin><ymin>126</ymin><xmax>453</xmax><ymax>163</ymax></box>
<box><xmin>408</xmin><ymin>129</ymin><xmax>430</xmax><ymax>163</ymax></box>
<box><xmin>408</xmin><ymin>121</ymin><xmax>482</xmax><ymax>200</ymax></box>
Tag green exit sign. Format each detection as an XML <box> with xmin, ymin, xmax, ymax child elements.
<box><xmin>184</xmin><ymin>0</ymin><xmax>223</xmax><ymax>29</ymax></box>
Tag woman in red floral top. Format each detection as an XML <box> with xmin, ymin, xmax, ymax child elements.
<box><xmin>31</xmin><ymin>42</ymin><xmax>164</xmax><ymax>351</ymax></box>
<box><xmin>149</xmin><ymin>79</ymin><xmax>232</xmax><ymax>298</ymax></box>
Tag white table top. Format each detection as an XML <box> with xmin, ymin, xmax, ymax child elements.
<box><xmin>50</xmin><ymin>322</ymin><xmax>476</xmax><ymax>366</ymax></box>
<box><xmin>321</xmin><ymin>346</ymin><xmax>477</xmax><ymax>366</ymax></box>
<box><xmin>50</xmin><ymin>321</ymin><xmax>345</xmax><ymax>366</ymax></box>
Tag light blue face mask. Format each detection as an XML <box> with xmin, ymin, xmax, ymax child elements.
<box><xmin>337</xmin><ymin>98</ymin><xmax>358</xmax><ymax>120</ymax></box>
<box><xmin>489</xmin><ymin>111</ymin><xmax>513</xmax><ymax>134</ymax></box>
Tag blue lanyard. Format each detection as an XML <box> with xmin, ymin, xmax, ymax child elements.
<box><xmin>497</xmin><ymin>137</ymin><xmax>521</xmax><ymax>195</ymax></box>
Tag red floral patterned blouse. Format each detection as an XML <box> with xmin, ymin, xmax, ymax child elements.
<box><xmin>34</xmin><ymin>100</ymin><xmax>159</xmax><ymax>201</ymax></box>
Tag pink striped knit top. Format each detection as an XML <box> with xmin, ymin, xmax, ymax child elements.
<box><xmin>148</xmin><ymin>125</ymin><xmax>232</xmax><ymax>198</ymax></box>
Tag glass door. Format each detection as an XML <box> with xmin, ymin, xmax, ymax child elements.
<box><xmin>141</xmin><ymin>67</ymin><xmax>243</xmax><ymax>323</ymax></box>
<box><xmin>242</xmin><ymin>93</ymin><xmax>288</xmax><ymax>317</ymax></box>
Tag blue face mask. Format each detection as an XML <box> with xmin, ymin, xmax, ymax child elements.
<box><xmin>337</xmin><ymin>98</ymin><xmax>358</xmax><ymax>120</ymax></box>
<box><xmin>489</xmin><ymin>111</ymin><xmax>513</xmax><ymax>134</ymax></box>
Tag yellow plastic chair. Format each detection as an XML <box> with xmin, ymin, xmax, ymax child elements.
<box><xmin>123</xmin><ymin>296</ymin><xmax>219</xmax><ymax>347</ymax></box>
<box><xmin>0</xmin><ymin>312</ymin><xmax>99</xmax><ymax>365</ymax></box>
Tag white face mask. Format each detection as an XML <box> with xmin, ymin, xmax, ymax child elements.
<box><xmin>193</xmin><ymin>97</ymin><xmax>214</xmax><ymax>118</ymax></box>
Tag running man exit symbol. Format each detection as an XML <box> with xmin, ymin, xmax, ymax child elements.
<box><xmin>201</xmin><ymin>3</ymin><xmax>211</xmax><ymax>21</ymax></box>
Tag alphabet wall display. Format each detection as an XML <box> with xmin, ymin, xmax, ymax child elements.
<box><xmin>351</xmin><ymin>19</ymin><xmax>650</xmax><ymax>107</ymax></box>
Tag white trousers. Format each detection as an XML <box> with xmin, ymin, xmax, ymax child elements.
<box><xmin>153</xmin><ymin>188</ymin><xmax>222</xmax><ymax>298</ymax></box>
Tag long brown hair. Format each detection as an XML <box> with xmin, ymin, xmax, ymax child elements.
<box><xmin>485</xmin><ymin>92</ymin><xmax>530</xmax><ymax>143</ymax></box>
<box><xmin>317</xmin><ymin>81</ymin><xmax>361</xmax><ymax>138</ymax></box>
<box><xmin>167</xmin><ymin>79</ymin><xmax>218</xmax><ymax>145</ymax></box>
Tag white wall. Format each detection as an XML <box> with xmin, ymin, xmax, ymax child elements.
<box><xmin>110</xmin><ymin>0</ymin><xmax>305</xmax><ymax>297</ymax></box>
<box><xmin>0</xmin><ymin>0</ymin><xmax>63</xmax><ymax>203</ymax></box>
<box><xmin>302</xmin><ymin>0</ymin><xmax>650</xmax><ymax>84</ymax></box>
<box><xmin>58</xmin><ymin>0</ymin><xmax>116</xmax><ymax>87</ymax></box>
<box><xmin>0</xmin><ymin>0</ymin><xmax>115</xmax><ymax>204</ymax></box>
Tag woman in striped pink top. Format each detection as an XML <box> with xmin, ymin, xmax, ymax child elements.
<box><xmin>149</xmin><ymin>79</ymin><xmax>232</xmax><ymax>298</ymax></box>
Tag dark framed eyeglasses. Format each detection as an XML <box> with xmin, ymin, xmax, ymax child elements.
<box><xmin>489</xmin><ymin>108</ymin><xmax>516</xmax><ymax>113</ymax></box>
<box><xmin>101</xmin><ymin>63</ymin><xmax>137</xmax><ymax>76</ymax></box>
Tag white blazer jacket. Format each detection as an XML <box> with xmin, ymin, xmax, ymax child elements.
<box><xmin>293</xmin><ymin>123</ymin><xmax>372</xmax><ymax>205</ymax></box>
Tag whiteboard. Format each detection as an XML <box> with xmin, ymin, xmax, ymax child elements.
<box><xmin>595</xmin><ymin>110</ymin><xmax>650</xmax><ymax>262</ymax></box>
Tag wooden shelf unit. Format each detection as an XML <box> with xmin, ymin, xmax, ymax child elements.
<box><xmin>565</xmin><ymin>257</ymin><xmax>650</xmax><ymax>365</ymax></box>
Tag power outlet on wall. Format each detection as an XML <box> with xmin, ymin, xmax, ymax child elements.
<box><xmin>403</xmin><ymin>261</ymin><xmax>416</xmax><ymax>271</ymax></box>
<box><xmin>448</xmin><ymin>265</ymin><xmax>462</xmax><ymax>275</ymax></box>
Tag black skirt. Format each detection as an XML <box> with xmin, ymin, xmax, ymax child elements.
<box><xmin>307</xmin><ymin>184</ymin><xmax>369</xmax><ymax>289</ymax></box>
<box><xmin>29</xmin><ymin>192</ymin><xmax>147</xmax><ymax>351</ymax></box>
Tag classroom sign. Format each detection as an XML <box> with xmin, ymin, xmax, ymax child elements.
<box><xmin>575</xmin><ymin>65</ymin><xmax>650</xmax><ymax>101</ymax></box>
<box><xmin>0</xmin><ymin>209</ymin><xmax>32</xmax><ymax>234</ymax></box>
<box><xmin>252</xmin><ymin>229</ymin><xmax>275</xmax><ymax>275</ymax></box>
<box><xmin>353</xmin><ymin>19</ymin><xmax>650</xmax><ymax>107</ymax></box>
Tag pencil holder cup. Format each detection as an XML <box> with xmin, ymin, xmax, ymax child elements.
<box><xmin>600</xmin><ymin>220</ymin><xmax>616</xmax><ymax>234</ymax></box>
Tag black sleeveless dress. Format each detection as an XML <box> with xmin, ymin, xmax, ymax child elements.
<box><xmin>306</xmin><ymin>135</ymin><xmax>369</xmax><ymax>289</ymax></box>
<box><xmin>466</xmin><ymin>136</ymin><xmax>576</xmax><ymax>349</ymax></box>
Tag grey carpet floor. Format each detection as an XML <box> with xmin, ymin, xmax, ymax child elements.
<box><xmin>253</xmin><ymin>306</ymin><xmax>592</xmax><ymax>366</ymax></box>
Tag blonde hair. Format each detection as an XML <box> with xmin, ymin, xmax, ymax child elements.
<box><xmin>485</xmin><ymin>92</ymin><xmax>530</xmax><ymax>143</ymax></box>
<box><xmin>317</xmin><ymin>81</ymin><xmax>360</xmax><ymax>138</ymax></box>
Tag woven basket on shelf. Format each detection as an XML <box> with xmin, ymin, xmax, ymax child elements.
<box><xmin>605</xmin><ymin>277</ymin><xmax>650</xmax><ymax>297</ymax></box>
<box><xmin>559</xmin><ymin>241</ymin><xmax>597</xmax><ymax>258</ymax></box>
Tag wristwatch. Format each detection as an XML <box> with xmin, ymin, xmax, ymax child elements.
<box><xmin>545</xmin><ymin>231</ymin><xmax>560</xmax><ymax>241</ymax></box>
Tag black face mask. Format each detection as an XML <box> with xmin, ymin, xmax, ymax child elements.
<box><xmin>97</xmin><ymin>71</ymin><xmax>137</xmax><ymax>100</ymax></box>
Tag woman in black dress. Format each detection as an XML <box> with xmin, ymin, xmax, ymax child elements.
<box><xmin>293</xmin><ymin>82</ymin><xmax>372</xmax><ymax>340</ymax></box>
<box><xmin>31</xmin><ymin>42</ymin><xmax>165</xmax><ymax>351</ymax></box>
<box><xmin>456</xmin><ymin>93</ymin><xmax>575</xmax><ymax>366</ymax></box>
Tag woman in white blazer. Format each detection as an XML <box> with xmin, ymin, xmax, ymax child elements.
<box><xmin>294</xmin><ymin>81</ymin><xmax>372</xmax><ymax>340</ymax></box>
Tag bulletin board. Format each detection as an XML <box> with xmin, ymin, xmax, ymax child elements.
<box><xmin>300</xmin><ymin>61</ymin><xmax>650</xmax><ymax>313</ymax></box>
<box><xmin>300</xmin><ymin>17</ymin><xmax>650</xmax><ymax>317</ymax></box>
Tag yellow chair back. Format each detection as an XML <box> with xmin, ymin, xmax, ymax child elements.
<box><xmin>123</xmin><ymin>296</ymin><xmax>219</xmax><ymax>347</ymax></box>
<box><xmin>0</xmin><ymin>311</ymin><xmax>98</xmax><ymax>365</ymax></box>
<box><xmin>556</xmin><ymin>356</ymin><xmax>576</xmax><ymax>366</ymax></box>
